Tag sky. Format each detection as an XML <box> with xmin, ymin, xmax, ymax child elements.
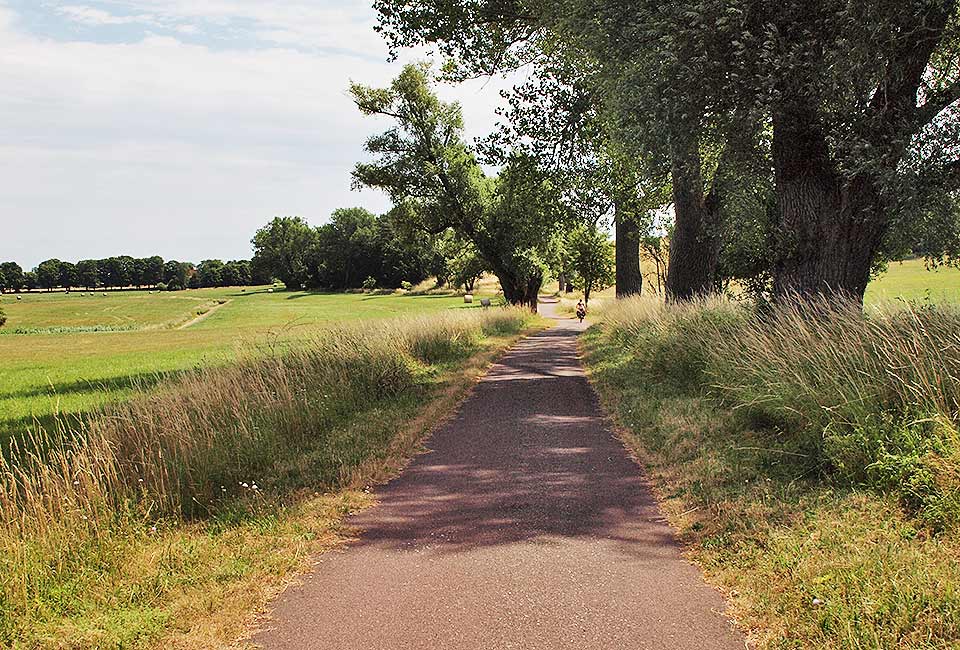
<box><xmin>0</xmin><ymin>0</ymin><xmax>516</xmax><ymax>269</ymax></box>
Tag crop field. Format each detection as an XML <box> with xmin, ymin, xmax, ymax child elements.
<box><xmin>0</xmin><ymin>286</ymin><xmax>482</xmax><ymax>443</ymax></box>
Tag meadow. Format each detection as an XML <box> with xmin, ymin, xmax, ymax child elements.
<box><xmin>0</xmin><ymin>286</ymin><xmax>477</xmax><ymax>443</ymax></box>
<box><xmin>866</xmin><ymin>258</ymin><xmax>960</xmax><ymax>304</ymax></box>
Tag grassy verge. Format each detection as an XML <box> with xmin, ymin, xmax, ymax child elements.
<box><xmin>582</xmin><ymin>297</ymin><xmax>960</xmax><ymax>648</ymax></box>
<box><xmin>1</xmin><ymin>308</ymin><xmax>540</xmax><ymax>648</ymax></box>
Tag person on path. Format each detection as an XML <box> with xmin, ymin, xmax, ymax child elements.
<box><xmin>575</xmin><ymin>299</ymin><xmax>586</xmax><ymax>323</ymax></box>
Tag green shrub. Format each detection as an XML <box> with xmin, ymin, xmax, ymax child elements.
<box><xmin>400</xmin><ymin>280</ymin><xmax>413</xmax><ymax>291</ymax></box>
<box><xmin>362</xmin><ymin>276</ymin><xmax>377</xmax><ymax>291</ymax></box>
<box><xmin>0</xmin><ymin>306</ymin><xmax>5</xmax><ymax>328</ymax></box>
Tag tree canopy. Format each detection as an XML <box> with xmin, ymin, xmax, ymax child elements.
<box><xmin>370</xmin><ymin>0</ymin><xmax>960</xmax><ymax>304</ymax></box>
<box><xmin>351</xmin><ymin>63</ymin><xmax>566</xmax><ymax>309</ymax></box>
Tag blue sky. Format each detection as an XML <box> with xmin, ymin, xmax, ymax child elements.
<box><xmin>0</xmin><ymin>1</ymin><xmax>513</xmax><ymax>269</ymax></box>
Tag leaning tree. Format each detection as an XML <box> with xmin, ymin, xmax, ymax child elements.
<box><xmin>351</xmin><ymin>64</ymin><xmax>564</xmax><ymax>310</ymax></box>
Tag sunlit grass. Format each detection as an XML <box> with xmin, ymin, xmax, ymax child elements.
<box><xmin>0</xmin><ymin>287</ymin><xmax>493</xmax><ymax>444</ymax></box>
<box><xmin>1</xmin><ymin>307</ymin><xmax>535</xmax><ymax>647</ymax></box>
<box><xmin>583</xmin><ymin>295</ymin><xmax>960</xmax><ymax>647</ymax></box>
<box><xmin>867</xmin><ymin>258</ymin><xmax>960</xmax><ymax>305</ymax></box>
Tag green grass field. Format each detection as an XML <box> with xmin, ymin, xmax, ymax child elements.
<box><xmin>0</xmin><ymin>259</ymin><xmax>954</xmax><ymax>444</ymax></box>
<box><xmin>867</xmin><ymin>257</ymin><xmax>960</xmax><ymax>304</ymax></box>
<box><xmin>0</xmin><ymin>286</ymin><xmax>483</xmax><ymax>443</ymax></box>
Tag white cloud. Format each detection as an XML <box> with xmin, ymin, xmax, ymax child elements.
<box><xmin>58</xmin><ymin>5</ymin><xmax>159</xmax><ymax>27</ymax></box>
<box><xmin>0</xmin><ymin>2</ymin><xmax>518</xmax><ymax>268</ymax></box>
<box><xmin>68</xmin><ymin>0</ymin><xmax>391</xmax><ymax>57</ymax></box>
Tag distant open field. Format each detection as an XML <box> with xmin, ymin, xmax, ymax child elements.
<box><xmin>0</xmin><ymin>285</ymin><xmax>489</xmax><ymax>443</ymax></box>
<box><xmin>548</xmin><ymin>256</ymin><xmax>960</xmax><ymax>309</ymax></box>
<box><xmin>866</xmin><ymin>257</ymin><xmax>960</xmax><ymax>304</ymax></box>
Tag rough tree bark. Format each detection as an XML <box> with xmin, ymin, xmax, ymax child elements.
<box><xmin>769</xmin><ymin>2</ymin><xmax>954</xmax><ymax>304</ymax></box>
<box><xmin>615</xmin><ymin>201</ymin><xmax>643</xmax><ymax>298</ymax></box>
<box><xmin>771</xmin><ymin>100</ymin><xmax>886</xmax><ymax>303</ymax></box>
<box><xmin>665</xmin><ymin>136</ymin><xmax>721</xmax><ymax>301</ymax></box>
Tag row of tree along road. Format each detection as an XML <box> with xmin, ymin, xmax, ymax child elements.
<box><xmin>249</xmin><ymin>208</ymin><xmax>615</xmax><ymax>300</ymax></box>
<box><xmin>13</xmin><ymin>2</ymin><xmax>957</xmax><ymax>307</ymax></box>
<box><xmin>352</xmin><ymin>0</ymin><xmax>959</xmax><ymax>308</ymax></box>
<box><xmin>1</xmin><ymin>212</ymin><xmax>614</xmax><ymax>300</ymax></box>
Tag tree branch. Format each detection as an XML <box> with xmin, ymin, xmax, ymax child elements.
<box><xmin>914</xmin><ymin>79</ymin><xmax>960</xmax><ymax>129</ymax></box>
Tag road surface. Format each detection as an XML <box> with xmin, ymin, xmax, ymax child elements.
<box><xmin>252</xmin><ymin>300</ymin><xmax>744</xmax><ymax>649</ymax></box>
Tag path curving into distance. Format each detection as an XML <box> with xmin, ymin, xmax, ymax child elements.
<box><xmin>252</xmin><ymin>300</ymin><xmax>745</xmax><ymax>649</ymax></box>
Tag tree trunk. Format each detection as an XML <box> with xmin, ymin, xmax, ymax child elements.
<box><xmin>665</xmin><ymin>136</ymin><xmax>721</xmax><ymax>301</ymax></box>
<box><xmin>615</xmin><ymin>203</ymin><xmax>643</xmax><ymax>298</ymax></box>
<box><xmin>497</xmin><ymin>267</ymin><xmax>542</xmax><ymax>312</ymax></box>
<box><xmin>558</xmin><ymin>272</ymin><xmax>566</xmax><ymax>293</ymax></box>
<box><xmin>771</xmin><ymin>100</ymin><xmax>886</xmax><ymax>303</ymax></box>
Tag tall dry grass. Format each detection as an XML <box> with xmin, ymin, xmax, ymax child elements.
<box><xmin>600</xmin><ymin>295</ymin><xmax>960</xmax><ymax>528</ymax></box>
<box><xmin>0</xmin><ymin>307</ymin><xmax>530</xmax><ymax>641</ymax></box>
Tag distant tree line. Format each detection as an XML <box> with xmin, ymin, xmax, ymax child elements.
<box><xmin>0</xmin><ymin>257</ymin><xmax>269</xmax><ymax>292</ymax></box>
<box><xmin>252</xmin><ymin>209</ymin><xmax>488</xmax><ymax>291</ymax></box>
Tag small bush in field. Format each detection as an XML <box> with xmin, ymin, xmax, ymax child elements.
<box><xmin>362</xmin><ymin>276</ymin><xmax>377</xmax><ymax>291</ymax></box>
<box><xmin>155</xmin><ymin>282</ymin><xmax>168</xmax><ymax>291</ymax></box>
<box><xmin>400</xmin><ymin>280</ymin><xmax>413</xmax><ymax>291</ymax></box>
<box><xmin>0</xmin><ymin>306</ymin><xmax>6</xmax><ymax>328</ymax></box>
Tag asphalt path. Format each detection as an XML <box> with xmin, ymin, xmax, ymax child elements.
<box><xmin>252</xmin><ymin>300</ymin><xmax>745</xmax><ymax>649</ymax></box>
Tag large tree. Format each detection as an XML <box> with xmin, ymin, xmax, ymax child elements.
<box><xmin>76</xmin><ymin>260</ymin><xmax>99</xmax><ymax>289</ymax></box>
<box><xmin>251</xmin><ymin>217</ymin><xmax>316</xmax><ymax>290</ymax></box>
<box><xmin>351</xmin><ymin>64</ymin><xmax>563</xmax><ymax>309</ymax></box>
<box><xmin>566</xmin><ymin>223</ymin><xmax>615</xmax><ymax>306</ymax></box>
<box><xmin>196</xmin><ymin>259</ymin><xmax>225</xmax><ymax>288</ymax></box>
<box><xmin>58</xmin><ymin>261</ymin><xmax>78</xmax><ymax>290</ymax></box>
<box><xmin>222</xmin><ymin>260</ymin><xmax>252</xmax><ymax>287</ymax></box>
<box><xmin>374</xmin><ymin>0</ymin><xmax>960</xmax><ymax>304</ymax></box>
<box><xmin>0</xmin><ymin>262</ymin><xmax>24</xmax><ymax>292</ymax></box>
<box><xmin>141</xmin><ymin>256</ymin><xmax>164</xmax><ymax>287</ymax></box>
<box><xmin>35</xmin><ymin>259</ymin><xmax>62</xmax><ymax>291</ymax></box>
<box><xmin>481</xmin><ymin>51</ymin><xmax>656</xmax><ymax>298</ymax></box>
<box><xmin>308</xmin><ymin>208</ymin><xmax>381</xmax><ymax>289</ymax></box>
<box><xmin>162</xmin><ymin>260</ymin><xmax>192</xmax><ymax>291</ymax></box>
<box><xmin>371</xmin><ymin>0</ymin><xmax>730</xmax><ymax>301</ymax></box>
<box><xmin>752</xmin><ymin>1</ymin><xmax>960</xmax><ymax>300</ymax></box>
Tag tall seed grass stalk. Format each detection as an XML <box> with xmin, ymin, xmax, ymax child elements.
<box><xmin>600</xmin><ymin>295</ymin><xmax>960</xmax><ymax>528</ymax></box>
<box><xmin>0</xmin><ymin>308</ymin><xmax>530</xmax><ymax>636</ymax></box>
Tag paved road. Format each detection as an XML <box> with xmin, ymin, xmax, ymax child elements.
<box><xmin>252</xmin><ymin>302</ymin><xmax>744</xmax><ymax>649</ymax></box>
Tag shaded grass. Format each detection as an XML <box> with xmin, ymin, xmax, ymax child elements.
<box><xmin>1</xmin><ymin>308</ymin><xmax>538</xmax><ymax>648</ymax></box>
<box><xmin>583</xmin><ymin>298</ymin><xmax>960</xmax><ymax>648</ymax></box>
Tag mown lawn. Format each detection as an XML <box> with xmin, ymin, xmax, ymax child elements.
<box><xmin>0</xmin><ymin>287</ymin><xmax>483</xmax><ymax>443</ymax></box>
